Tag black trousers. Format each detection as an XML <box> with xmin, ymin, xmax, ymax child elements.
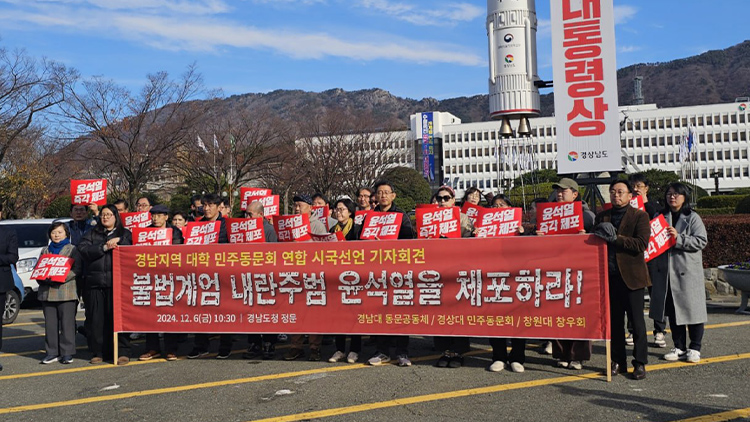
<box><xmin>374</xmin><ymin>335</ymin><xmax>409</xmax><ymax>357</ymax></box>
<box><xmin>145</xmin><ymin>333</ymin><xmax>181</xmax><ymax>355</ymax></box>
<box><xmin>609</xmin><ymin>273</ymin><xmax>648</xmax><ymax>367</ymax></box>
<box><xmin>84</xmin><ymin>289</ymin><xmax>131</xmax><ymax>359</ymax></box>
<box><xmin>626</xmin><ymin>286</ymin><xmax>666</xmax><ymax>334</ymax></box>
<box><xmin>42</xmin><ymin>300</ymin><xmax>78</xmax><ymax>357</ymax></box>
<box><xmin>248</xmin><ymin>334</ymin><xmax>278</xmax><ymax>346</ymax></box>
<box><xmin>334</xmin><ymin>335</ymin><xmax>362</xmax><ymax>354</ymax></box>
<box><xmin>665</xmin><ymin>286</ymin><xmax>705</xmax><ymax>351</ymax></box>
<box><xmin>194</xmin><ymin>334</ymin><xmax>233</xmax><ymax>353</ymax></box>
<box><xmin>434</xmin><ymin>336</ymin><xmax>470</xmax><ymax>354</ymax></box>
<box><xmin>490</xmin><ymin>338</ymin><xmax>526</xmax><ymax>364</ymax></box>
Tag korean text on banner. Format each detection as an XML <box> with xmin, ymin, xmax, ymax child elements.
<box><xmin>70</xmin><ymin>179</ymin><xmax>107</xmax><ymax>206</ymax></box>
<box><xmin>416</xmin><ymin>207</ymin><xmax>461</xmax><ymax>239</ymax></box>
<box><xmin>184</xmin><ymin>221</ymin><xmax>222</xmax><ymax>245</ymax></box>
<box><xmin>311</xmin><ymin>205</ymin><xmax>331</xmax><ymax>230</ymax></box>
<box><xmin>536</xmin><ymin>202</ymin><xmax>584</xmax><ymax>235</ymax></box>
<box><xmin>121</xmin><ymin>211</ymin><xmax>152</xmax><ymax>230</ymax></box>
<box><xmin>240</xmin><ymin>188</ymin><xmax>272</xmax><ymax>211</ymax></box>
<box><xmin>354</xmin><ymin>210</ymin><xmax>369</xmax><ymax>226</ymax></box>
<box><xmin>461</xmin><ymin>203</ymin><xmax>482</xmax><ymax>226</ymax></box>
<box><xmin>274</xmin><ymin>214</ymin><xmax>313</xmax><ymax>242</ymax></box>
<box><xmin>132</xmin><ymin>227</ymin><xmax>173</xmax><ymax>246</ymax></box>
<box><xmin>257</xmin><ymin>195</ymin><xmax>280</xmax><ymax>217</ymax></box>
<box><xmin>551</xmin><ymin>0</ymin><xmax>621</xmax><ymax>173</ymax></box>
<box><xmin>113</xmin><ymin>235</ymin><xmax>610</xmax><ymax>340</ymax></box>
<box><xmin>226</xmin><ymin>218</ymin><xmax>265</xmax><ymax>244</ymax></box>
<box><xmin>644</xmin><ymin>214</ymin><xmax>676</xmax><ymax>262</ymax></box>
<box><xmin>311</xmin><ymin>232</ymin><xmax>344</xmax><ymax>242</ymax></box>
<box><xmin>31</xmin><ymin>254</ymin><xmax>72</xmax><ymax>283</ymax></box>
<box><xmin>360</xmin><ymin>211</ymin><xmax>402</xmax><ymax>240</ymax></box>
<box><xmin>475</xmin><ymin>207</ymin><xmax>523</xmax><ymax>238</ymax></box>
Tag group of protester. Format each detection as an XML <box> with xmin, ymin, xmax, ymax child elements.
<box><xmin>0</xmin><ymin>174</ymin><xmax>708</xmax><ymax>380</ymax></box>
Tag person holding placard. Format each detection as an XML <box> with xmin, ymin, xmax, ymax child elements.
<box><xmin>462</xmin><ymin>186</ymin><xmax>483</xmax><ymax>207</ymax></box>
<box><xmin>649</xmin><ymin>183</ymin><xmax>708</xmax><ymax>364</ymax></box>
<box><xmin>37</xmin><ymin>222</ymin><xmax>82</xmax><ymax>364</ymax></box>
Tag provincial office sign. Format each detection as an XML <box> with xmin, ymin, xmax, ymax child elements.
<box><xmin>421</xmin><ymin>112</ymin><xmax>435</xmax><ymax>181</ymax></box>
<box><xmin>551</xmin><ymin>0</ymin><xmax>621</xmax><ymax>173</ymax></box>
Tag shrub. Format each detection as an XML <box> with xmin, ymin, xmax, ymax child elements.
<box><xmin>736</xmin><ymin>195</ymin><xmax>750</xmax><ymax>214</ymax></box>
<box><xmin>695</xmin><ymin>207</ymin><xmax>735</xmax><ymax>216</ymax></box>
<box><xmin>696</xmin><ymin>194</ymin><xmax>747</xmax><ymax>209</ymax></box>
<box><xmin>701</xmin><ymin>214</ymin><xmax>750</xmax><ymax>268</ymax></box>
<box><xmin>732</xmin><ymin>187</ymin><xmax>750</xmax><ymax>195</ymax></box>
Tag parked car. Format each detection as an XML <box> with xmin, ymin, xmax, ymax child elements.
<box><xmin>3</xmin><ymin>265</ymin><xmax>26</xmax><ymax>324</ymax></box>
<box><xmin>0</xmin><ymin>218</ymin><xmax>72</xmax><ymax>300</ymax></box>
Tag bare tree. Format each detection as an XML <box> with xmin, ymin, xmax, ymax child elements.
<box><xmin>60</xmin><ymin>64</ymin><xmax>211</xmax><ymax>205</ymax></box>
<box><xmin>294</xmin><ymin>108</ymin><xmax>410</xmax><ymax>200</ymax></box>
<box><xmin>0</xmin><ymin>46</ymin><xmax>76</xmax><ymax>167</ymax></box>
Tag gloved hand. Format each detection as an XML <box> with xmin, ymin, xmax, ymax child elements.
<box><xmin>593</xmin><ymin>222</ymin><xmax>617</xmax><ymax>243</ymax></box>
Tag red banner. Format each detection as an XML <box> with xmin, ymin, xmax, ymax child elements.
<box><xmin>416</xmin><ymin>207</ymin><xmax>461</xmax><ymax>239</ymax></box>
<box><xmin>257</xmin><ymin>195</ymin><xmax>280</xmax><ymax>217</ymax></box>
<box><xmin>120</xmin><ymin>211</ymin><xmax>152</xmax><ymax>230</ymax></box>
<box><xmin>644</xmin><ymin>214</ymin><xmax>677</xmax><ymax>262</ymax></box>
<box><xmin>354</xmin><ymin>210</ymin><xmax>369</xmax><ymax>226</ymax></box>
<box><xmin>31</xmin><ymin>254</ymin><xmax>73</xmax><ymax>283</ymax></box>
<box><xmin>113</xmin><ymin>236</ymin><xmax>610</xmax><ymax>340</ymax></box>
<box><xmin>311</xmin><ymin>205</ymin><xmax>331</xmax><ymax>230</ymax></box>
<box><xmin>475</xmin><ymin>207</ymin><xmax>523</xmax><ymax>238</ymax></box>
<box><xmin>274</xmin><ymin>214</ymin><xmax>312</xmax><ymax>242</ymax></box>
<box><xmin>602</xmin><ymin>195</ymin><xmax>645</xmax><ymax>212</ymax></box>
<box><xmin>360</xmin><ymin>211</ymin><xmax>402</xmax><ymax>240</ymax></box>
<box><xmin>226</xmin><ymin>218</ymin><xmax>265</xmax><ymax>243</ymax></box>
<box><xmin>132</xmin><ymin>227</ymin><xmax>173</xmax><ymax>246</ymax></box>
<box><xmin>311</xmin><ymin>232</ymin><xmax>344</xmax><ymax>242</ymax></box>
<box><xmin>536</xmin><ymin>202</ymin><xmax>583</xmax><ymax>235</ymax></box>
<box><xmin>70</xmin><ymin>179</ymin><xmax>107</xmax><ymax>206</ymax></box>
<box><xmin>240</xmin><ymin>188</ymin><xmax>272</xmax><ymax>211</ymax></box>
<box><xmin>184</xmin><ymin>221</ymin><xmax>222</xmax><ymax>245</ymax></box>
<box><xmin>461</xmin><ymin>203</ymin><xmax>482</xmax><ymax>226</ymax></box>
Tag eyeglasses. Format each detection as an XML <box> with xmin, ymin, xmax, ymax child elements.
<box><xmin>610</xmin><ymin>190</ymin><xmax>629</xmax><ymax>196</ymax></box>
<box><xmin>375</xmin><ymin>191</ymin><xmax>393</xmax><ymax>196</ymax></box>
<box><xmin>436</xmin><ymin>195</ymin><xmax>453</xmax><ymax>202</ymax></box>
<box><xmin>666</xmin><ymin>192</ymin><xmax>681</xmax><ymax>198</ymax></box>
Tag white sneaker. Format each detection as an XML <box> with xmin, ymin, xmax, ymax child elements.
<box><xmin>510</xmin><ymin>362</ymin><xmax>525</xmax><ymax>373</ymax></box>
<box><xmin>328</xmin><ymin>351</ymin><xmax>345</xmax><ymax>363</ymax></box>
<box><xmin>664</xmin><ymin>348</ymin><xmax>686</xmax><ymax>361</ymax></box>
<box><xmin>346</xmin><ymin>352</ymin><xmax>359</xmax><ymax>364</ymax></box>
<box><xmin>540</xmin><ymin>341</ymin><xmax>553</xmax><ymax>355</ymax></box>
<box><xmin>654</xmin><ymin>332</ymin><xmax>667</xmax><ymax>348</ymax></box>
<box><xmin>556</xmin><ymin>360</ymin><xmax>569</xmax><ymax>368</ymax></box>
<box><xmin>368</xmin><ymin>353</ymin><xmax>390</xmax><ymax>366</ymax></box>
<box><xmin>686</xmin><ymin>349</ymin><xmax>701</xmax><ymax>363</ymax></box>
<box><xmin>489</xmin><ymin>360</ymin><xmax>505</xmax><ymax>372</ymax></box>
<box><xmin>568</xmin><ymin>361</ymin><xmax>583</xmax><ymax>370</ymax></box>
<box><xmin>396</xmin><ymin>354</ymin><xmax>412</xmax><ymax>367</ymax></box>
<box><xmin>625</xmin><ymin>333</ymin><xmax>634</xmax><ymax>346</ymax></box>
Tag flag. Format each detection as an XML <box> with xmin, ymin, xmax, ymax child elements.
<box><xmin>213</xmin><ymin>134</ymin><xmax>222</xmax><ymax>154</ymax></box>
<box><xmin>687</xmin><ymin>126</ymin><xmax>695</xmax><ymax>152</ymax></box>
<box><xmin>196</xmin><ymin>135</ymin><xmax>208</xmax><ymax>153</ymax></box>
<box><xmin>678</xmin><ymin>139</ymin><xmax>688</xmax><ymax>163</ymax></box>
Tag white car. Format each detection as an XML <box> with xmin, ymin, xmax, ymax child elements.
<box><xmin>0</xmin><ymin>218</ymin><xmax>73</xmax><ymax>299</ymax></box>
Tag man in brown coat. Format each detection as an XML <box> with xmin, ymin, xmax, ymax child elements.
<box><xmin>594</xmin><ymin>180</ymin><xmax>651</xmax><ymax>380</ymax></box>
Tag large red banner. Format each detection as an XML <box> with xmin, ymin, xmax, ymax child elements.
<box><xmin>113</xmin><ymin>236</ymin><xmax>610</xmax><ymax>340</ymax></box>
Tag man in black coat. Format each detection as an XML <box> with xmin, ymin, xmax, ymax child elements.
<box><xmin>0</xmin><ymin>204</ymin><xmax>20</xmax><ymax>371</ymax></box>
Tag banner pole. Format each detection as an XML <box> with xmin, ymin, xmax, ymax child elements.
<box><xmin>114</xmin><ymin>333</ymin><xmax>119</xmax><ymax>366</ymax></box>
<box><xmin>605</xmin><ymin>340</ymin><xmax>612</xmax><ymax>382</ymax></box>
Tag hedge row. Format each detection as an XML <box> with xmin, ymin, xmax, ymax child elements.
<box><xmin>696</xmin><ymin>194</ymin><xmax>748</xmax><ymax>209</ymax></box>
<box><xmin>701</xmin><ymin>215</ymin><xmax>750</xmax><ymax>268</ymax></box>
<box><xmin>695</xmin><ymin>207</ymin><xmax>735</xmax><ymax>216</ymax></box>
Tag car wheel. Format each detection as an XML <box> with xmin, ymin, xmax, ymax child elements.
<box><xmin>3</xmin><ymin>290</ymin><xmax>21</xmax><ymax>325</ymax></box>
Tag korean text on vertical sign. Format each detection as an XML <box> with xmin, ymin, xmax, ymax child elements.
<box><xmin>644</xmin><ymin>214</ymin><xmax>676</xmax><ymax>262</ymax></box>
<box><xmin>70</xmin><ymin>179</ymin><xmax>107</xmax><ymax>206</ymax></box>
<box><xmin>416</xmin><ymin>206</ymin><xmax>461</xmax><ymax>239</ymax></box>
<box><xmin>536</xmin><ymin>202</ymin><xmax>584</xmax><ymax>235</ymax></box>
<box><xmin>31</xmin><ymin>254</ymin><xmax>72</xmax><ymax>283</ymax></box>
<box><xmin>274</xmin><ymin>214</ymin><xmax>313</xmax><ymax>242</ymax></box>
<box><xmin>311</xmin><ymin>205</ymin><xmax>331</xmax><ymax>230</ymax></box>
<box><xmin>421</xmin><ymin>112</ymin><xmax>435</xmax><ymax>181</ymax></box>
<box><xmin>121</xmin><ymin>211</ymin><xmax>152</xmax><ymax>230</ymax></box>
<box><xmin>132</xmin><ymin>227</ymin><xmax>173</xmax><ymax>246</ymax></box>
<box><xmin>475</xmin><ymin>207</ymin><xmax>523</xmax><ymax>238</ymax></box>
<box><xmin>551</xmin><ymin>0</ymin><xmax>621</xmax><ymax>173</ymax></box>
<box><xmin>240</xmin><ymin>187</ymin><xmax>272</xmax><ymax>211</ymax></box>
<box><xmin>461</xmin><ymin>203</ymin><xmax>482</xmax><ymax>226</ymax></box>
<box><xmin>226</xmin><ymin>218</ymin><xmax>266</xmax><ymax>243</ymax></box>
<box><xmin>360</xmin><ymin>211</ymin><xmax>403</xmax><ymax>240</ymax></box>
<box><xmin>184</xmin><ymin>221</ymin><xmax>222</xmax><ymax>245</ymax></box>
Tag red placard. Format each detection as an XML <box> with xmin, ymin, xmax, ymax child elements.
<box><xmin>256</xmin><ymin>195</ymin><xmax>280</xmax><ymax>217</ymax></box>
<box><xmin>70</xmin><ymin>179</ymin><xmax>107</xmax><ymax>206</ymax></box>
<box><xmin>113</xmin><ymin>235</ymin><xmax>610</xmax><ymax>341</ymax></box>
<box><xmin>274</xmin><ymin>214</ymin><xmax>313</xmax><ymax>242</ymax></box>
<box><xmin>416</xmin><ymin>206</ymin><xmax>461</xmax><ymax>239</ymax></box>
<box><xmin>644</xmin><ymin>214</ymin><xmax>677</xmax><ymax>262</ymax></box>
<box><xmin>132</xmin><ymin>227</ymin><xmax>173</xmax><ymax>246</ymax></box>
<box><xmin>354</xmin><ymin>210</ymin><xmax>369</xmax><ymax>226</ymax></box>
<box><xmin>226</xmin><ymin>217</ymin><xmax>266</xmax><ymax>243</ymax></box>
<box><xmin>31</xmin><ymin>254</ymin><xmax>73</xmax><ymax>283</ymax></box>
<box><xmin>474</xmin><ymin>207</ymin><xmax>523</xmax><ymax>238</ymax></box>
<box><xmin>311</xmin><ymin>205</ymin><xmax>331</xmax><ymax>230</ymax></box>
<box><xmin>240</xmin><ymin>187</ymin><xmax>272</xmax><ymax>211</ymax></box>
<box><xmin>360</xmin><ymin>211</ymin><xmax>403</xmax><ymax>240</ymax></box>
<box><xmin>461</xmin><ymin>203</ymin><xmax>482</xmax><ymax>226</ymax></box>
<box><xmin>311</xmin><ymin>232</ymin><xmax>344</xmax><ymax>242</ymax></box>
<box><xmin>120</xmin><ymin>211</ymin><xmax>152</xmax><ymax>230</ymax></box>
<box><xmin>536</xmin><ymin>202</ymin><xmax>584</xmax><ymax>235</ymax></box>
<box><xmin>602</xmin><ymin>195</ymin><xmax>645</xmax><ymax>212</ymax></box>
<box><xmin>184</xmin><ymin>221</ymin><xmax>222</xmax><ymax>245</ymax></box>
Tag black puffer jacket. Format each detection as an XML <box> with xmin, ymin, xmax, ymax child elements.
<box><xmin>78</xmin><ymin>227</ymin><xmax>132</xmax><ymax>290</ymax></box>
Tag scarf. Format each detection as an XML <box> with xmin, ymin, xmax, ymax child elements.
<box><xmin>334</xmin><ymin>219</ymin><xmax>353</xmax><ymax>238</ymax></box>
<box><xmin>48</xmin><ymin>238</ymin><xmax>71</xmax><ymax>255</ymax></box>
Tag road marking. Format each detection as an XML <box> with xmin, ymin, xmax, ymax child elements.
<box><xmin>3</xmin><ymin>333</ymin><xmax>44</xmax><ymax>340</ymax></box>
<box><xmin>245</xmin><ymin>353</ymin><xmax>750</xmax><ymax>422</ymax></box>
<box><xmin>669</xmin><ymin>407</ymin><xmax>750</xmax><ymax>422</ymax></box>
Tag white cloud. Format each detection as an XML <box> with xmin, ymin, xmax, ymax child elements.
<box><xmin>613</xmin><ymin>5</ymin><xmax>637</xmax><ymax>25</ymax></box>
<box><xmin>619</xmin><ymin>45</ymin><xmax>641</xmax><ymax>53</ymax></box>
<box><xmin>358</xmin><ymin>0</ymin><xmax>483</xmax><ymax>26</ymax></box>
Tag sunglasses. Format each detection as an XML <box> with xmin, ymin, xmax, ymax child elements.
<box><xmin>436</xmin><ymin>195</ymin><xmax>453</xmax><ymax>202</ymax></box>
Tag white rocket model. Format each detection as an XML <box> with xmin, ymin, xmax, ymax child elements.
<box><xmin>487</xmin><ymin>0</ymin><xmax>541</xmax><ymax>136</ymax></box>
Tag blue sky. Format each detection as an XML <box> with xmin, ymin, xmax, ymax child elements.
<box><xmin>0</xmin><ymin>1</ymin><xmax>748</xmax><ymax>101</ymax></box>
